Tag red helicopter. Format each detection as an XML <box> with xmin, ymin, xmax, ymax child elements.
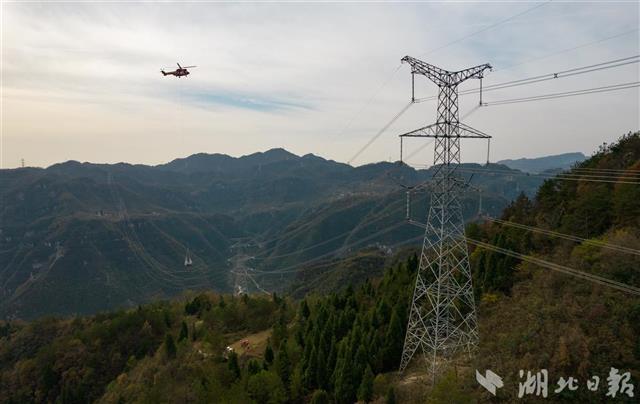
<box><xmin>161</xmin><ymin>63</ymin><xmax>196</xmax><ymax>77</ymax></box>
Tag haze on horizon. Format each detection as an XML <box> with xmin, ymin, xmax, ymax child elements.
<box><xmin>1</xmin><ymin>1</ymin><xmax>639</xmax><ymax>169</ymax></box>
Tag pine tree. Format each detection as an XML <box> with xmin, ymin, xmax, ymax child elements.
<box><xmin>272</xmin><ymin>312</ymin><xmax>288</xmax><ymax>349</ymax></box>
<box><xmin>264</xmin><ymin>342</ymin><xmax>274</xmax><ymax>368</ymax></box>
<box><xmin>383</xmin><ymin>305</ymin><xmax>404</xmax><ymax>370</ymax></box>
<box><xmin>300</xmin><ymin>299</ymin><xmax>311</xmax><ymax>320</ymax></box>
<box><xmin>310</xmin><ymin>389</ymin><xmax>330</xmax><ymax>404</ymax></box>
<box><xmin>274</xmin><ymin>340</ymin><xmax>291</xmax><ymax>385</ymax></box>
<box><xmin>304</xmin><ymin>346</ymin><xmax>318</xmax><ymax>390</ymax></box>
<box><xmin>247</xmin><ymin>359</ymin><xmax>262</xmax><ymax>376</ymax></box>
<box><xmin>357</xmin><ymin>365</ymin><xmax>374</xmax><ymax>403</ymax></box>
<box><xmin>290</xmin><ymin>364</ymin><xmax>305</xmax><ymax>402</ymax></box>
<box><xmin>164</xmin><ymin>333</ymin><xmax>176</xmax><ymax>359</ymax></box>
<box><xmin>178</xmin><ymin>321</ymin><xmax>188</xmax><ymax>341</ymax></box>
<box><xmin>385</xmin><ymin>386</ymin><xmax>396</xmax><ymax>404</ymax></box>
<box><xmin>228</xmin><ymin>352</ymin><xmax>241</xmax><ymax>380</ymax></box>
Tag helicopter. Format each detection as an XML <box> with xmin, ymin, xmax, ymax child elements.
<box><xmin>161</xmin><ymin>62</ymin><xmax>196</xmax><ymax>77</ymax></box>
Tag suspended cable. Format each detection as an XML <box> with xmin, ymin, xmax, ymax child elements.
<box><xmin>495</xmin><ymin>28</ymin><xmax>640</xmax><ymax>73</ymax></box>
<box><xmin>250</xmin><ymin>222</ymin><xmax>407</xmax><ymax>275</ymax></box>
<box><xmin>418</xmin><ymin>1</ymin><xmax>551</xmax><ymax>57</ymax></box>
<box><xmin>348</xmin><ymin>101</ymin><xmax>414</xmax><ymax>165</ymax></box>
<box><xmin>284</xmin><ymin>233</ymin><xmax>426</xmax><ymax>293</ymax></box>
<box><xmin>482</xmin><ymin>55</ymin><xmax>638</xmax><ymax>90</ymax></box>
<box><xmin>253</xmin><ymin>198</ymin><xmax>405</xmax><ymax>259</ymax></box>
<box><xmin>451</xmin><ymin>165</ymin><xmax>640</xmax><ymax>185</ymax></box>
<box><xmin>246</xmin><ymin>272</ymin><xmax>271</xmax><ymax>295</ymax></box>
<box><xmin>482</xmin><ymin>81</ymin><xmax>640</xmax><ymax>106</ymax></box>
<box><xmin>334</xmin><ymin>64</ymin><xmax>403</xmax><ymax>140</ymax></box>
<box><xmin>465</xmin><ymin>237</ymin><xmax>640</xmax><ymax>296</ymax></box>
<box><xmin>572</xmin><ymin>167</ymin><xmax>640</xmax><ymax>175</ymax></box>
<box><xmin>485</xmin><ymin>216</ymin><xmax>640</xmax><ymax>257</ymax></box>
<box><xmin>413</xmin><ymin>56</ymin><xmax>639</xmax><ymax>103</ymax></box>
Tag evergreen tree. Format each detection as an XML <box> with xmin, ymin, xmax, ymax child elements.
<box><xmin>310</xmin><ymin>389</ymin><xmax>330</xmax><ymax>404</ymax></box>
<box><xmin>228</xmin><ymin>352</ymin><xmax>241</xmax><ymax>380</ymax></box>
<box><xmin>334</xmin><ymin>340</ymin><xmax>355</xmax><ymax>403</ymax></box>
<box><xmin>304</xmin><ymin>346</ymin><xmax>318</xmax><ymax>390</ymax></box>
<box><xmin>357</xmin><ymin>365</ymin><xmax>374</xmax><ymax>403</ymax></box>
<box><xmin>289</xmin><ymin>364</ymin><xmax>305</xmax><ymax>402</ymax></box>
<box><xmin>178</xmin><ymin>321</ymin><xmax>188</xmax><ymax>341</ymax></box>
<box><xmin>274</xmin><ymin>340</ymin><xmax>291</xmax><ymax>385</ymax></box>
<box><xmin>264</xmin><ymin>342</ymin><xmax>274</xmax><ymax>368</ymax></box>
<box><xmin>164</xmin><ymin>333</ymin><xmax>176</xmax><ymax>359</ymax></box>
<box><xmin>272</xmin><ymin>312</ymin><xmax>288</xmax><ymax>349</ymax></box>
<box><xmin>385</xmin><ymin>386</ymin><xmax>396</xmax><ymax>404</ymax></box>
<box><xmin>247</xmin><ymin>359</ymin><xmax>262</xmax><ymax>376</ymax></box>
<box><xmin>383</xmin><ymin>305</ymin><xmax>404</xmax><ymax>370</ymax></box>
<box><xmin>300</xmin><ymin>299</ymin><xmax>311</xmax><ymax>320</ymax></box>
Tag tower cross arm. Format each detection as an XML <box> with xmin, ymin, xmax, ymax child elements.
<box><xmin>451</xmin><ymin>63</ymin><xmax>492</xmax><ymax>85</ymax></box>
<box><xmin>401</xmin><ymin>56</ymin><xmax>450</xmax><ymax>87</ymax></box>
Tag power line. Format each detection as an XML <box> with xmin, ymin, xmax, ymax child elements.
<box><xmin>483</xmin><ymin>55</ymin><xmax>638</xmax><ymax>90</ymax></box>
<box><xmin>485</xmin><ymin>216</ymin><xmax>640</xmax><ymax>257</ymax></box>
<box><xmin>334</xmin><ymin>64</ymin><xmax>403</xmax><ymax>141</ymax></box>
<box><xmin>409</xmin><ymin>163</ymin><xmax>640</xmax><ymax>183</ymax></box>
<box><xmin>253</xmin><ymin>198</ymin><xmax>405</xmax><ymax>259</ymax></box>
<box><xmin>255</xmin><ymin>200</ymin><xmax>405</xmax><ymax>260</ymax></box>
<box><xmin>482</xmin><ymin>81</ymin><xmax>640</xmax><ymax>106</ymax></box>
<box><xmin>494</xmin><ymin>28</ymin><xmax>640</xmax><ymax>73</ymax></box>
<box><xmin>419</xmin><ymin>1</ymin><xmax>551</xmax><ymax>58</ymax></box>
<box><xmin>573</xmin><ymin>166</ymin><xmax>640</xmax><ymax>174</ymax></box>
<box><xmin>449</xmin><ymin>165</ymin><xmax>640</xmax><ymax>185</ymax></box>
<box><xmin>250</xmin><ymin>221</ymin><xmax>407</xmax><ymax>275</ymax></box>
<box><xmin>413</xmin><ymin>56</ymin><xmax>639</xmax><ymax>103</ymax></box>
<box><xmin>348</xmin><ymin>101</ymin><xmax>413</xmax><ymax>165</ymax></box>
<box><xmin>285</xmin><ymin>232</ymin><xmax>426</xmax><ymax>293</ymax></box>
<box><xmin>465</xmin><ymin>237</ymin><xmax>640</xmax><ymax>296</ymax></box>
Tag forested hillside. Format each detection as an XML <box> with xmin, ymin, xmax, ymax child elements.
<box><xmin>0</xmin><ymin>132</ymin><xmax>638</xmax><ymax>403</ymax></box>
<box><xmin>0</xmin><ymin>149</ymin><xmax>539</xmax><ymax>319</ymax></box>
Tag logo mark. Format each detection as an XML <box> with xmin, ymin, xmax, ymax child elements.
<box><xmin>477</xmin><ymin>369</ymin><xmax>504</xmax><ymax>396</ymax></box>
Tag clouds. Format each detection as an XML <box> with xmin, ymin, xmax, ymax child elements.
<box><xmin>1</xmin><ymin>2</ymin><xmax>639</xmax><ymax>168</ymax></box>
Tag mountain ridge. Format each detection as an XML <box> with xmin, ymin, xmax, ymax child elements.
<box><xmin>1</xmin><ymin>148</ymin><xmax>547</xmax><ymax>319</ymax></box>
<box><xmin>498</xmin><ymin>151</ymin><xmax>586</xmax><ymax>173</ymax></box>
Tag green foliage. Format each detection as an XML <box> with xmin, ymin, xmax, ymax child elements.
<box><xmin>385</xmin><ymin>386</ymin><xmax>396</xmax><ymax>404</ymax></box>
<box><xmin>426</xmin><ymin>371</ymin><xmax>474</xmax><ymax>404</ymax></box>
<box><xmin>164</xmin><ymin>333</ymin><xmax>177</xmax><ymax>359</ymax></box>
<box><xmin>357</xmin><ymin>365</ymin><xmax>374</xmax><ymax>403</ymax></box>
<box><xmin>247</xmin><ymin>370</ymin><xmax>287</xmax><ymax>404</ymax></box>
<box><xmin>227</xmin><ymin>351</ymin><xmax>241</xmax><ymax>380</ymax></box>
<box><xmin>185</xmin><ymin>294</ymin><xmax>212</xmax><ymax>316</ymax></box>
<box><xmin>310</xmin><ymin>389</ymin><xmax>330</xmax><ymax>404</ymax></box>
<box><xmin>274</xmin><ymin>340</ymin><xmax>291</xmax><ymax>385</ymax></box>
<box><xmin>264</xmin><ymin>342</ymin><xmax>274</xmax><ymax>367</ymax></box>
<box><xmin>0</xmin><ymin>293</ymin><xmax>282</xmax><ymax>403</ymax></box>
<box><xmin>178</xmin><ymin>320</ymin><xmax>188</xmax><ymax>341</ymax></box>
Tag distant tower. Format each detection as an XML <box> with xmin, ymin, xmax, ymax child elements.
<box><xmin>20</xmin><ymin>158</ymin><xmax>25</xmax><ymax>168</ymax></box>
<box><xmin>398</xmin><ymin>56</ymin><xmax>492</xmax><ymax>381</ymax></box>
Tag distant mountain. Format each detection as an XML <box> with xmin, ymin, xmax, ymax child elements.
<box><xmin>498</xmin><ymin>152</ymin><xmax>586</xmax><ymax>173</ymax></box>
<box><xmin>0</xmin><ymin>148</ymin><xmax>545</xmax><ymax>319</ymax></box>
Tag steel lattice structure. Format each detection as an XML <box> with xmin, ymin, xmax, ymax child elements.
<box><xmin>398</xmin><ymin>56</ymin><xmax>492</xmax><ymax>379</ymax></box>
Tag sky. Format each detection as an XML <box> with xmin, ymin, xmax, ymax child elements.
<box><xmin>1</xmin><ymin>1</ymin><xmax>639</xmax><ymax>169</ymax></box>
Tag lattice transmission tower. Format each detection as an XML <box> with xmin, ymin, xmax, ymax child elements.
<box><xmin>398</xmin><ymin>56</ymin><xmax>492</xmax><ymax>379</ymax></box>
